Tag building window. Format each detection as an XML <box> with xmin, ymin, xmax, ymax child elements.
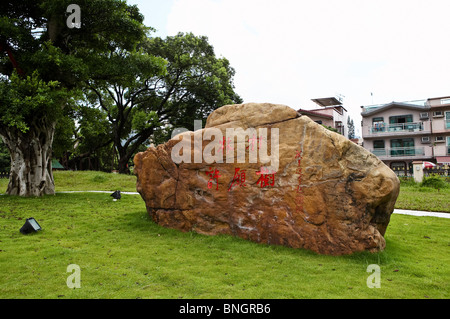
<box><xmin>389</xmin><ymin>114</ymin><xmax>413</xmax><ymax>124</ymax></box>
<box><xmin>374</xmin><ymin>140</ymin><xmax>385</xmax><ymax>148</ymax></box>
<box><xmin>372</xmin><ymin>117</ymin><xmax>384</xmax><ymax>123</ymax></box>
<box><xmin>391</xmin><ymin>138</ymin><xmax>414</xmax><ymax>148</ymax></box>
<box><xmin>315</xmin><ymin>120</ymin><xmax>323</xmax><ymax>125</ymax></box>
<box><xmin>440</xmin><ymin>98</ymin><xmax>450</xmax><ymax>105</ymax></box>
<box><xmin>390</xmin><ymin>138</ymin><xmax>416</xmax><ymax>156</ymax></box>
<box><xmin>373</xmin><ymin>140</ymin><xmax>385</xmax><ymax>156</ymax></box>
<box><xmin>372</xmin><ymin>117</ymin><xmax>385</xmax><ymax>132</ymax></box>
<box><xmin>446</xmin><ymin>111</ymin><xmax>450</xmax><ymax>129</ymax></box>
<box><xmin>447</xmin><ymin>136</ymin><xmax>450</xmax><ymax>155</ymax></box>
<box><xmin>388</xmin><ymin>114</ymin><xmax>420</xmax><ymax>132</ymax></box>
<box><xmin>335</xmin><ymin>121</ymin><xmax>344</xmax><ymax>135</ymax></box>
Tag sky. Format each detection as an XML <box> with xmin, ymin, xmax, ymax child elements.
<box><xmin>127</xmin><ymin>0</ymin><xmax>450</xmax><ymax>136</ymax></box>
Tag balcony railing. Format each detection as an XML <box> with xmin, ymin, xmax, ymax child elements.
<box><xmin>370</xmin><ymin>122</ymin><xmax>425</xmax><ymax>134</ymax></box>
<box><xmin>371</xmin><ymin>147</ymin><xmax>425</xmax><ymax>158</ymax></box>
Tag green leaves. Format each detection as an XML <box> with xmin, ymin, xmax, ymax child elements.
<box><xmin>131</xmin><ymin>110</ymin><xmax>159</xmax><ymax>132</ymax></box>
<box><xmin>0</xmin><ymin>71</ymin><xmax>70</xmax><ymax>132</ymax></box>
<box><xmin>144</xmin><ymin>32</ymin><xmax>242</xmax><ymax>131</ymax></box>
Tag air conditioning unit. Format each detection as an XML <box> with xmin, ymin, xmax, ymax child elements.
<box><xmin>433</xmin><ymin>111</ymin><xmax>444</xmax><ymax>117</ymax></box>
<box><xmin>421</xmin><ymin>136</ymin><xmax>430</xmax><ymax>143</ymax></box>
<box><xmin>420</xmin><ymin>112</ymin><xmax>429</xmax><ymax>119</ymax></box>
<box><xmin>435</xmin><ymin>136</ymin><xmax>445</xmax><ymax>142</ymax></box>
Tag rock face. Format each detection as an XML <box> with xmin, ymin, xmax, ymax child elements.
<box><xmin>134</xmin><ymin>103</ymin><xmax>400</xmax><ymax>255</ymax></box>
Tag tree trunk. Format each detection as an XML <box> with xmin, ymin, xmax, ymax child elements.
<box><xmin>117</xmin><ymin>143</ymin><xmax>129</xmax><ymax>174</ymax></box>
<box><xmin>0</xmin><ymin>121</ymin><xmax>56</xmax><ymax>196</ymax></box>
<box><xmin>117</xmin><ymin>156</ymin><xmax>130</xmax><ymax>174</ymax></box>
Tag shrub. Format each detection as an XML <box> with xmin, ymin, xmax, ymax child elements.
<box><xmin>398</xmin><ymin>176</ymin><xmax>417</xmax><ymax>187</ymax></box>
<box><xmin>91</xmin><ymin>174</ymin><xmax>108</xmax><ymax>183</ymax></box>
<box><xmin>420</xmin><ymin>174</ymin><xmax>448</xmax><ymax>190</ymax></box>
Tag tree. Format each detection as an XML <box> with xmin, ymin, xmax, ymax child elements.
<box><xmin>0</xmin><ymin>139</ymin><xmax>9</xmax><ymax>171</ymax></box>
<box><xmin>85</xmin><ymin>32</ymin><xmax>242</xmax><ymax>174</ymax></box>
<box><xmin>0</xmin><ymin>0</ymin><xmax>148</xmax><ymax>196</ymax></box>
<box><xmin>0</xmin><ymin>71</ymin><xmax>73</xmax><ymax>195</ymax></box>
<box><xmin>146</xmin><ymin>33</ymin><xmax>242</xmax><ymax>131</ymax></box>
<box><xmin>347</xmin><ymin>116</ymin><xmax>355</xmax><ymax>139</ymax></box>
<box><xmin>69</xmin><ymin>105</ymin><xmax>114</xmax><ymax>171</ymax></box>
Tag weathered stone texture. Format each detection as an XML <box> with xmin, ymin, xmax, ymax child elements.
<box><xmin>134</xmin><ymin>103</ymin><xmax>400</xmax><ymax>255</ymax></box>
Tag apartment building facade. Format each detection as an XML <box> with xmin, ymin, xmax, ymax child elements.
<box><xmin>361</xmin><ymin>96</ymin><xmax>450</xmax><ymax>175</ymax></box>
<box><xmin>298</xmin><ymin>96</ymin><xmax>348</xmax><ymax>138</ymax></box>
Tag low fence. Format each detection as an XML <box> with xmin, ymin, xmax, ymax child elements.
<box><xmin>423</xmin><ymin>166</ymin><xmax>450</xmax><ymax>177</ymax></box>
<box><xmin>388</xmin><ymin>165</ymin><xmax>450</xmax><ymax>178</ymax></box>
<box><xmin>0</xmin><ymin>171</ymin><xmax>10</xmax><ymax>179</ymax></box>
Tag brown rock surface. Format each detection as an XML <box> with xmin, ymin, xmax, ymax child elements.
<box><xmin>134</xmin><ymin>103</ymin><xmax>400</xmax><ymax>255</ymax></box>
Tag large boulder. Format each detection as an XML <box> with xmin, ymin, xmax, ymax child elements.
<box><xmin>134</xmin><ymin>103</ymin><xmax>400</xmax><ymax>255</ymax></box>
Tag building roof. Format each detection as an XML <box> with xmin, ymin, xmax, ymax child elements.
<box><xmin>436</xmin><ymin>156</ymin><xmax>450</xmax><ymax>164</ymax></box>
<box><xmin>361</xmin><ymin>101</ymin><xmax>429</xmax><ymax>117</ymax></box>
<box><xmin>426</xmin><ymin>95</ymin><xmax>450</xmax><ymax>101</ymax></box>
<box><xmin>297</xmin><ymin>108</ymin><xmax>333</xmax><ymax>119</ymax></box>
<box><xmin>311</xmin><ymin>97</ymin><xmax>343</xmax><ymax>107</ymax></box>
<box><xmin>52</xmin><ymin>159</ymin><xmax>64</xmax><ymax>169</ymax></box>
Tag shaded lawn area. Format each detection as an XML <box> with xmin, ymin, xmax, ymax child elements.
<box><xmin>0</xmin><ymin>192</ymin><xmax>448</xmax><ymax>299</ymax></box>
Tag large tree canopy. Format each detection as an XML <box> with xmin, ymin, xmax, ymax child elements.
<box><xmin>1</xmin><ymin>1</ymin><xmax>242</xmax><ymax>190</ymax></box>
<box><xmin>84</xmin><ymin>32</ymin><xmax>242</xmax><ymax>173</ymax></box>
<box><xmin>0</xmin><ymin>0</ymin><xmax>149</xmax><ymax>196</ymax></box>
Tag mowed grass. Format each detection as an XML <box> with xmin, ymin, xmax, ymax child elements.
<box><xmin>0</xmin><ymin>171</ymin><xmax>449</xmax><ymax>298</ymax></box>
<box><xmin>396</xmin><ymin>185</ymin><xmax>450</xmax><ymax>213</ymax></box>
<box><xmin>0</xmin><ymin>170</ymin><xmax>137</xmax><ymax>194</ymax></box>
<box><xmin>53</xmin><ymin>170</ymin><xmax>138</xmax><ymax>192</ymax></box>
<box><xmin>0</xmin><ymin>191</ymin><xmax>449</xmax><ymax>299</ymax></box>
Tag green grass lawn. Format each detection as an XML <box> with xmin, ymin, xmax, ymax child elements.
<box><xmin>0</xmin><ymin>171</ymin><xmax>449</xmax><ymax>299</ymax></box>
<box><xmin>396</xmin><ymin>185</ymin><xmax>450</xmax><ymax>213</ymax></box>
<box><xmin>0</xmin><ymin>170</ymin><xmax>138</xmax><ymax>193</ymax></box>
<box><xmin>0</xmin><ymin>191</ymin><xmax>449</xmax><ymax>298</ymax></box>
<box><xmin>54</xmin><ymin>170</ymin><xmax>138</xmax><ymax>192</ymax></box>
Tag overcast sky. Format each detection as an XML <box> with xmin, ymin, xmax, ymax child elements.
<box><xmin>128</xmin><ymin>0</ymin><xmax>450</xmax><ymax>136</ymax></box>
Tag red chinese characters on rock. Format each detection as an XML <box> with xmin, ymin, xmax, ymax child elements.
<box><xmin>205</xmin><ymin>167</ymin><xmax>221</xmax><ymax>190</ymax></box>
<box><xmin>256</xmin><ymin>167</ymin><xmax>276</xmax><ymax>188</ymax></box>
<box><xmin>228</xmin><ymin>168</ymin><xmax>247</xmax><ymax>191</ymax></box>
<box><xmin>218</xmin><ymin>137</ymin><xmax>234</xmax><ymax>155</ymax></box>
<box><xmin>246</xmin><ymin>135</ymin><xmax>265</xmax><ymax>151</ymax></box>
<box><xmin>295</xmin><ymin>150</ymin><xmax>304</xmax><ymax>212</ymax></box>
<box><xmin>206</xmin><ymin>166</ymin><xmax>277</xmax><ymax>191</ymax></box>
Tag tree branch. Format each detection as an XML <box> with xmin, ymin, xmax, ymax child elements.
<box><xmin>85</xmin><ymin>81</ymin><xmax>114</xmax><ymax>123</ymax></box>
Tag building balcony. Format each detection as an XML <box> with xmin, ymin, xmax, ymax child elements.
<box><xmin>370</xmin><ymin>147</ymin><xmax>433</xmax><ymax>160</ymax></box>
<box><xmin>363</xmin><ymin>122</ymin><xmax>431</xmax><ymax>138</ymax></box>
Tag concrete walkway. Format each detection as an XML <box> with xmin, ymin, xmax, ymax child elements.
<box><xmin>57</xmin><ymin>190</ymin><xmax>140</xmax><ymax>195</ymax></box>
<box><xmin>54</xmin><ymin>190</ymin><xmax>450</xmax><ymax>219</ymax></box>
<box><xmin>393</xmin><ymin>209</ymin><xmax>450</xmax><ymax>219</ymax></box>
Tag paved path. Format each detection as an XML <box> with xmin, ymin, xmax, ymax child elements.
<box><xmin>57</xmin><ymin>190</ymin><xmax>140</xmax><ymax>195</ymax></box>
<box><xmin>392</xmin><ymin>209</ymin><xmax>450</xmax><ymax>219</ymax></box>
<box><xmin>55</xmin><ymin>191</ymin><xmax>450</xmax><ymax>219</ymax></box>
